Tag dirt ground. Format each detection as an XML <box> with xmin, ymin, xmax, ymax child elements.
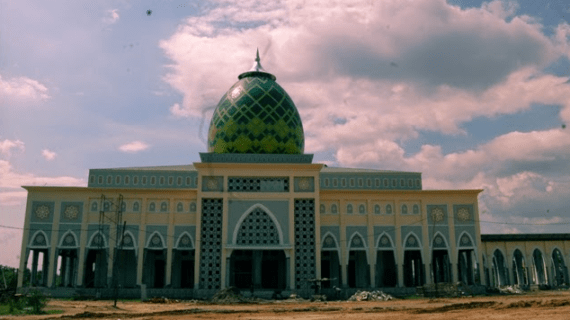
<box><xmin>4</xmin><ymin>290</ymin><xmax>570</xmax><ymax>320</ymax></box>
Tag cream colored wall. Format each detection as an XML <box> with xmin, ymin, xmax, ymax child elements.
<box><xmin>320</xmin><ymin>189</ymin><xmax>482</xmax><ymax>286</ymax></box>
<box><xmin>19</xmin><ymin>187</ymin><xmax>197</xmax><ymax>288</ymax></box>
<box><xmin>482</xmin><ymin>240</ymin><xmax>570</xmax><ymax>286</ymax></box>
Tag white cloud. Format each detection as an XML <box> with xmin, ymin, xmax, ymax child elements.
<box><xmin>0</xmin><ymin>139</ymin><xmax>24</xmax><ymax>157</ymax></box>
<box><xmin>0</xmin><ymin>75</ymin><xmax>49</xmax><ymax>101</ymax></box>
<box><xmin>118</xmin><ymin>141</ymin><xmax>150</xmax><ymax>153</ymax></box>
<box><xmin>169</xmin><ymin>103</ymin><xmax>188</xmax><ymax>118</ymax></box>
<box><xmin>103</xmin><ymin>9</ymin><xmax>120</xmax><ymax>25</ymax></box>
<box><xmin>0</xmin><ymin>160</ymin><xmax>84</xmax><ymax>190</ymax></box>
<box><xmin>157</xmin><ymin>0</ymin><xmax>570</xmax><ymax>234</ymax></box>
<box><xmin>41</xmin><ymin>149</ymin><xmax>57</xmax><ymax>161</ymax></box>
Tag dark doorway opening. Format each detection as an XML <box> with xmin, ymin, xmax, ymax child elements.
<box><xmin>432</xmin><ymin>249</ymin><xmax>451</xmax><ymax>283</ymax></box>
<box><xmin>404</xmin><ymin>250</ymin><xmax>424</xmax><ymax>287</ymax></box>
<box><xmin>348</xmin><ymin>251</ymin><xmax>370</xmax><ymax>288</ymax></box>
<box><xmin>229</xmin><ymin>250</ymin><xmax>286</xmax><ymax>290</ymax></box>
<box><xmin>376</xmin><ymin>250</ymin><xmax>397</xmax><ymax>287</ymax></box>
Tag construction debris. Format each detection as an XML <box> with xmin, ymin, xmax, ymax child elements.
<box><xmin>348</xmin><ymin>290</ymin><xmax>394</xmax><ymax>301</ymax></box>
<box><xmin>144</xmin><ymin>297</ymin><xmax>180</xmax><ymax>303</ymax></box>
<box><xmin>499</xmin><ymin>285</ymin><xmax>524</xmax><ymax>294</ymax></box>
<box><xmin>210</xmin><ymin>287</ymin><xmax>263</xmax><ymax>304</ymax></box>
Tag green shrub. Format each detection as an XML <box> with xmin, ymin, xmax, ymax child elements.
<box><xmin>8</xmin><ymin>296</ymin><xmax>24</xmax><ymax>314</ymax></box>
<box><xmin>26</xmin><ymin>290</ymin><xmax>48</xmax><ymax>314</ymax></box>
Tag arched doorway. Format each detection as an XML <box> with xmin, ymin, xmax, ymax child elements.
<box><xmin>114</xmin><ymin>232</ymin><xmax>137</xmax><ymax>288</ymax></box>
<box><xmin>320</xmin><ymin>233</ymin><xmax>341</xmax><ymax>288</ymax></box>
<box><xmin>143</xmin><ymin>232</ymin><xmax>166</xmax><ymax>288</ymax></box>
<box><xmin>376</xmin><ymin>234</ymin><xmax>396</xmax><ymax>287</ymax></box>
<box><xmin>532</xmin><ymin>249</ymin><xmax>547</xmax><ymax>285</ymax></box>
<box><xmin>432</xmin><ymin>233</ymin><xmax>451</xmax><ymax>283</ymax></box>
<box><xmin>172</xmin><ymin>232</ymin><xmax>195</xmax><ymax>288</ymax></box>
<box><xmin>552</xmin><ymin>249</ymin><xmax>568</xmax><ymax>287</ymax></box>
<box><xmin>347</xmin><ymin>233</ymin><xmax>369</xmax><ymax>288</ymax></box>
<box><xmin>84</xmin><ymin>232</ymin><xmax>108</xmax><ymax>288</ymax></box>
<box><xmin>56</xmin><ymin>231</ymin><xmax>79</xmax><ymax>287</ymax></box>
<box><xmin>27</xmin><ymin>231</ymin><xmax>50</xmax><ymax>287</ymax></box>
<box><xmin>492</xmin><ymin>249</ymin><xmax>508</xmax><ymax>286</ymax></box>
<box><xmin>230</xmin><ymin>206</ymin><xmax>287</xmax><ymax>290</ymax></box>
<box><xmin>512</xmin><ymin>249</ymin><xmax>528</xmax><ymax>286</ymax></box>
<box><xmin>403</xmin><ymin>234</ymin><xmax>424</xmax><ymax>287</ymax></box>
<box><xmin>457</xmin><ymin>233</ymin><xmax>476</xmax><ymax>285</ymax></box>
<box><xmin>229</xmin><ymin>250</ymin><xmax>287</xmax><ymax>290</ymax></box>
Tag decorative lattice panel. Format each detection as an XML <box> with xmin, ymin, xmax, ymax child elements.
<box><xmin>148</xmin><ymin>233</ymin><xmax>164</xmax><ymax>248</ymax></box>
<box><xmin>228</xmin><ymin>177</ymin><xmax>289</xmax><ymax>192</ymax></box>
<box><xmin>236</xmin><ymin>208</ymin><xmax>279</xmax><ymax>245</ymax></box>
<box><xmin>294</xmin><ymin>199</ymin><xmax>316</xmax><ymax>289</ymax></box>
<box><xmin>378</xmin><ymin>235</ymin><xmax>393</xmax><ymax>248</ymax></box>
<box><xmin>32</xmin><ymin>233</ymin><xmax>47</xmax><ymax>246</ymax></box>
<box><xmin>432</xmin><ymin>235</ymin><xmax>446</xmax><ymax>248</ymax></box>
<box><xmin>199</xmin><ymin>198</ymin><xmax>223</xmax><ymax>290</ymax></box>
<box><xmin>459</xmin><ymin>234</ymin><xmax>473</xmax><ymax>247</ymax></box>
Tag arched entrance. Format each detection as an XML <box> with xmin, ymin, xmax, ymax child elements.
<box><xmin>230</xmin><ymin>206</ymin><xmax>287</xmax><ymax>290</ymax></box>
<box><xmin>492</xmin><ymin>249</ymin><xmax>508</xmax><ymax>286</ymax></box>
<box><xmin>347</xmin><ymin>233</ymin><xmax>369</xmax><ymax>288</ymax></box>
<box><xmin>512</xmin><ymin>249</ymin><xmax>528</xmax><ymax>286</ymax></box>
<box><xmin>143</xmin><ymin>232</ymin><xmax>166</xmax><ymax>288</ymax></box>
<box><xmin>457</xmin><ymin>233</ymin><xmax>476</xmax><ymax>285</ymax></box>
<box><xmin>114</xmin><ymin>232</ymin><xmax>137</xmax><ymax>288</ymax></box>
<box><xmin>320</xmin><ymin>233</ymin><xmax>341</xmax><ymax>288</ymax></box>
<box><xmin>27</xmin><ymin>231</ymin><xmax>50</xmax><ymax>287</ymax></box>
<box><xmin>376</xmin><ymin>234</ymin><xmax>396</xmax><ymax>287</ymax></box>
<box><xmin>431</xmin><ymin>233</ymin><xmax>451</xmax><ymax>283</ymax></box>
<box><xmin>56</xmin><ymin>231</ymin><xmax>79</xmax><ymax>287</ymax></box>
<box><xmin>532</xmin><ymin>249</ymin><xmax>547</xmax><ymax>285</ymax></box>
<box><xmin>172</xmin><ymin>232</ymin><xmax>195</xmax><ymax>288</ymax></box>
<box><xmin>403</xmin><ymin>233</ymin><xmax>424</xmax><ymax>287</ymax></box>
<box><xmin>84</xmin><ymin>232</ymin><xmax>108</xmax><ymax>288</ymax></box>
<box><xmin>229</xmin><ymin>250</ymin><xmax>287</xmax><ymax>289</ymax></box>
<box><xmin>552</xmin><ymin>249</ymin><xmax>568</xmax><ymax>287</ymax></box>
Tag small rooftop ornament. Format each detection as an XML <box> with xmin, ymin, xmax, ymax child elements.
<box><xmin>249</xmin><ymin>48</ymin><xmax>265</xmax><ymax>72</ymax></box>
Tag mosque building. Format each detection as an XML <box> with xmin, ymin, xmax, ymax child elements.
<box><xmin>17</xmin><ymin>53</ymin><xmax>570</xmax><ymax>298</ymax></box>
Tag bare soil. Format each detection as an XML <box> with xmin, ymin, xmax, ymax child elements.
<box><xmin>5</xmin><ymin>290</ymin><xmax>570</xmax><ymax>320</ymax></box>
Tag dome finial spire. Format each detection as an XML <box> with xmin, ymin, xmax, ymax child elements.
<box><xmin>250</xmin><ymin>47</ymin><xmax>265</xmax><ymax>72</ymax></box>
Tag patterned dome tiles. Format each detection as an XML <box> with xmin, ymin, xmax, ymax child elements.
<box><xmin>208</xmin><ymin>75</ymin><xmax>304</xmax><ymax>154</ymax></box>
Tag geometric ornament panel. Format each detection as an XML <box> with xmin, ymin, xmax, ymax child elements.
<box><xmin>294</xmin><ymin>199</ymin><xmax>316</xmax><ymax>289</ymax></box>
<box><xmin>199</xmin><ymin>198</ymin><xmax>223</xmax><ymax>290</ymax></box>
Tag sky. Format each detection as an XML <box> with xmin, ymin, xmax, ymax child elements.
<box><xmin>1</xmin><ymin>0</ymin><xmax>570</xmax><ymax>267</ymax></box>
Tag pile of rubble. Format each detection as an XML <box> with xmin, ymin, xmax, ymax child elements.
<box><xmin>210</xmin><ymin>287</ymin><xmax>258</xmax><ymax>304</ymax></box>
<box><xmin>144</xmin><ymin>297</ymin><xmax>180</xmax><ymax>303</ymax></box>
<box><xmin>499</xmin><ymin>285</ymin><xmax>524</xmax><ymax>294</ymax></box>
<box><xmin>348</xmin><ymin>290</ymin><xmax>394</xmax><ymax>301</ymax></box>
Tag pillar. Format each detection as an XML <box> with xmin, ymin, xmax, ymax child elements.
<box><xmin>370</xmin><ymin>261</ymin><xmax>376</xmax><ymax>288</ymax></box>
<box><xmin>286</xmin><ymin>255</ymin><xmax>291</xmax><ymax>290</ymax></box>
<box><xmin>225</xmin><ymin>255</ymin><xmax>231</xmax><ymax>288</ymax></box>
<box><xmin>42</xmin><ymin>251</ymin><xmax>49</xmax><ymax>286</ymax></box>
<box><xmin>397</xmin><ymin>253</ymin><xmax>404</xmax><ymax>287</ymax></box>
<box><xmin>60</xmin><ymin>254</ymin><xmax>67</xmax><ymax>286</ymax></box>
<box><xmin>341</xmin><ymin>262</ymin><xmax>348</xmax><ymax>287</ymax></box>
<box><xmin>65</xmin><ymin>254</ymin><xmax>72</xmax><ymax>286</ymax></box>
<box><xmin>31</xmin><ymin>250</ymin><xmax>38</xmax><ymax>286</ymax></box>
<box><xmin>424</xmin><ymin>258</ymin><xmax>431</xmax><ymax>285</ymax></box>
<box><xmin>252</xmin><ymin>251</ymin><xmax>262</xmax><ymax>288</ymax></box>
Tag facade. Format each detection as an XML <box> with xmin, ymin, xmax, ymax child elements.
<box><xmin>481</xmin><ymin>234</ymin><xmax>570</xmax><ymax>289</ymax></box>
<box><xmin>16</xmin><ymin>54</ymin><xmax>568</xmax><ymax>298</ymax></box>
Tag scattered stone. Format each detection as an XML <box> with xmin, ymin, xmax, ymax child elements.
<box><xmin>144</xmin><ymin>297</ymin><xmax>179</xmax><ymax>303</ymax></box>
<box><xmin>348</xmin><ymin>290</ymin><xmax>393</xmax><ymax>301</ymax></box>
<box><xmin>311</xmin><ymin>294</ymin><xmax>327</xmax><ymax>302</ymax></box>
<box><xmin>498</xmin><ymin>285</ymin><xmax>523</xmax><ymax>294</ymax></box>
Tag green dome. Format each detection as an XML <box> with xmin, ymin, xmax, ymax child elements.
<box><xmin>207</xmin><ymin>66</ymin><xmax>305</xmax><ymax>154</ymax></box>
